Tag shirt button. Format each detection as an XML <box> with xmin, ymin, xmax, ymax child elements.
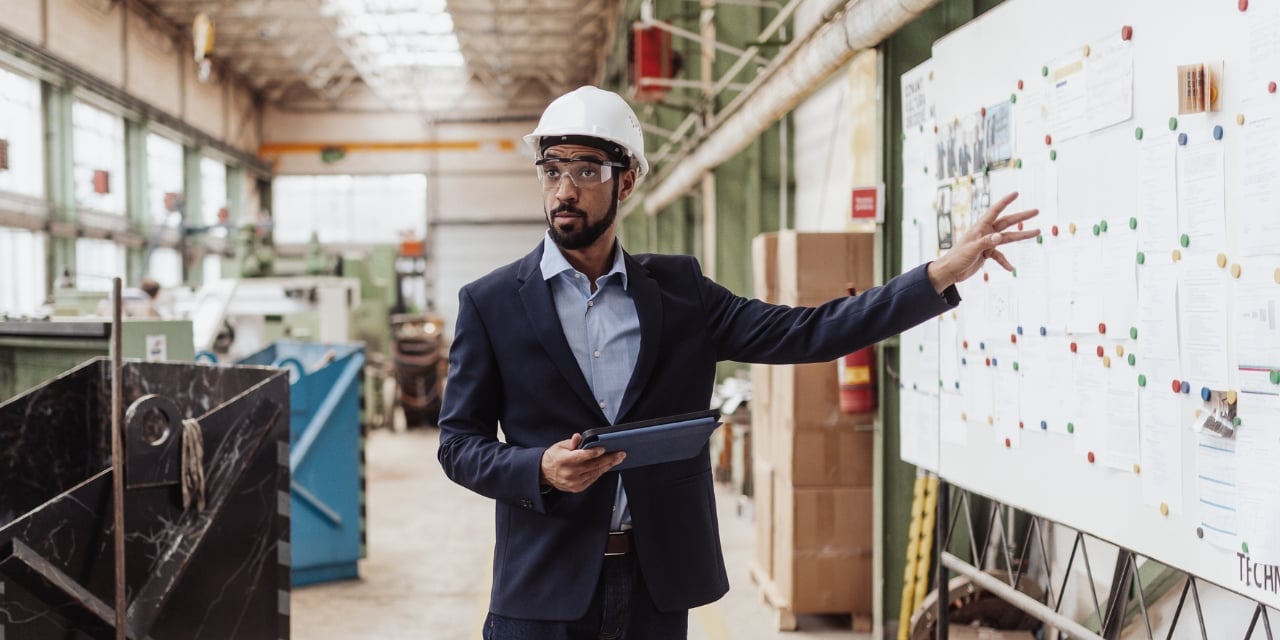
<box><xmin>593</xmin><ymin>351</ymin><xmax>601</xmax><ymax>358</ymax></box>
<box><xmin>587</xmin><ymin>300</ymin><xmax>594</xmax><ymax>307</ymax></box>
<box><xmin>598</xmin><ymin>401</ymin><xmax>606</xmax><ymax>408</ymax></box>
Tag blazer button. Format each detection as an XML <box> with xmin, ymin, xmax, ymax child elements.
<box><xmin>520</xmin><ymin>499</ymin><xmax>533</xmax><ymax>509</ymax></box>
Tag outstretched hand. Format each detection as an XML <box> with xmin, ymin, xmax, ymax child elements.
<box><xmin>927</xmin><ymin>192</ymin><xmax>1040</xmax><ymax>293</ymax></box>
<box><xmin>540</xmin><ymin>433</ymin><xmax>626</xmax><ymax>493</ymax></box>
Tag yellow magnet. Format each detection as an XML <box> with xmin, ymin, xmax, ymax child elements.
<box><xmin>1227</xmin><ymin>390</ymin><xmax>1238</xmax><ymax>404</ymax></box>
<box><xmin>1172</xmin><ymin>249</ymin><xmax>1182</xmax><ymax>262</ymax></box>
<box><xmin>1238</xmin><ymin>113</ymin><xmax>1246</xmax><ymax>126</ymax></box>
<box><xmin>1275</xmin><ymin>267</ymin><xmax>1280</xmax><ymax>284</ymax></box>
<box><xmin>1083</xmin><ymin>44</ymin><xmax>1091</xmax><ymax>57</ymax></box>
<box><xmin>1217</xmin><ymin>253</ymin><xmax>1228</xmax><ymax>268</ymax></box>
<box><xmin>1232</xmin><ymin>264</ymin><xmax>1242</xmax><ymax>279</ymax></box>
<box><xmin>1103</xmin><ymin>356</ymin><xmax>1112</xmax><ymax>368</ymax></box>
<box><xmin>1160</xmin><ymin>503</ymin><xmax>1169</xmax><ymax>516</ymax></box>
<box><xmin>1116</xmin><ymin>345</ymin><xmax>1125</xmax><ymax>357</ymax></box>
<box><xmin>1133</xmin><ymin>463</ymin><xmax>1141</xmax><ymax>474</ymax></box>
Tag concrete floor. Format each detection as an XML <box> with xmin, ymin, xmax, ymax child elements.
<box><xmin>292</xmin><ymin>429</ymin><xmax>870</xmax><ymax>639</ymax></box>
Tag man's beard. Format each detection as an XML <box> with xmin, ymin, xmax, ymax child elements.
<box><xmin>546</xmin><ymin>198</ymin><xmax>617</xmax><ymax>250</ymax></box>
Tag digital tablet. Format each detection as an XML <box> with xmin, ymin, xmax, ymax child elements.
<box><xmin>578</xmin><ymin>409</ymin><xmax>721</xmax><ymax>471</ymax></box>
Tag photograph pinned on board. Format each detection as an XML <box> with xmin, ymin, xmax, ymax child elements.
<box><xmin>1177</xmin><ymin>62</ymin><xmax>1222</xmax><ymax>114</ymax></box>
<box><xmin>1193</xmin><ymin>389</ymin><xmax>1238</xmax><ymax>439</ymax></box>
<box><xmin>936</xmin><ymin>185</ymin><xmax>954</xmax><ymax>250</ymax></box>
<box><xmin>937</xmin><ymin>120</ymin><xmax>958</xmax><ymax>180</ymax></box>
<box><xmin>952</xmin><ymin>179</ymin><xmax>973</xmax><ymax>231</ymax></box>
<box><xmin>983</xmin><ymin>101</ymin><xmax>1014</xmax><ymax>169</ymax></box>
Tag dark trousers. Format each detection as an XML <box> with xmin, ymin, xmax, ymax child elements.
<box><xmin>482</xmin><ymin>554</ymin><xmax>689</xmax><ymax>639</ymax></box>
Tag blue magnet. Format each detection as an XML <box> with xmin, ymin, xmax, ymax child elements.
<box><xmin>1040</xmin><ymin>326</ymin><xmax>1048</xmax><ymax>336</ymax></box>
<box><xmin>1017</xmin><ymin>326</ymin><xmax>1024</xmax><ymax>335</ymax></box>
<box><xmin>1178</xmin><ymin>132</ymin><xmax>1188</xmax><ymax>145</ymax></box>
<box><xmin>1201</xmin><ymin>386</ymin><xmax>1212</xmax><ymax>401</ymax></box>
<box><xmin>913</xmin><ymin>383</ymin><xmax>919</xmax><ymax>390</ymax></box>
<box><xmin>1040</xmin><ymin>420</ymin><xmax>1048</xmax><ymax>430</ymax></box>
<box><xmin>1213</xmin><ymin>125</ymin><xmax>1224</xmax><ymax>140</ymax></box>
<box><xmin>980</xmin><ymin>342</ymin><xmax>986</xmax><ymax>350</ymax></box>
<box><xmin>962</xmin><ymin>357</ymin><xmax>968</xmax><ymax>366</ymax></box>
<box><xmin>992</xmin><ymin>358</ymin><xmax>999</xmax><ymax>367</ymax></box>
<box><xmin>955</xmin><ymin>381</ymin><xmax>960</xmax><ymax>389</ymax></box>
<box><xmin>1181</xmin><ymin>381</ymin><xmax>1191</xmax><ymax>394</ymax></box>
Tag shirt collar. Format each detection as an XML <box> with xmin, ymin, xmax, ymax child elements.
<box><xmin>539</xmin><ymin>231</ymin><xmax>629</xmax><ymax>290</ymax></box>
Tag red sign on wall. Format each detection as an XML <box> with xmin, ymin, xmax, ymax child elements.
<box><xmin>851</xmin><ymin>184</ymin><xmax>884</xmax><ymax>222</ymax></box>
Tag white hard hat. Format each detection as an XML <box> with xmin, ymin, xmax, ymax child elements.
<box><xmin>524</xmin><ymin>86</ymin><xmax>649</xmax><ymax>178</ymax></box>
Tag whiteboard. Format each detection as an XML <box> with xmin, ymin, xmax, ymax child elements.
<box><xmin>896</xmin><ymin>0</ymin><xmax>1280</xmax><ymax>610</ymax></box>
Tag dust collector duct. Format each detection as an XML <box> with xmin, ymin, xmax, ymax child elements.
<box><xmin>642</xmin><ymin>0</ymin><xmax>941</xmax><ymax>216</ymax></box>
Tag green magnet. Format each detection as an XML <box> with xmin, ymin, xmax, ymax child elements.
<box><xmin>1015</xmin><ymin>158</ymin><xmax>1023</xmax><ymax>169</ymax></box>
<box><xmin>1011</xmin><ymin>93</ymin><xmax>1017</xmax><ymax>104</ymax></box>
<box><xmin>1169</xmin><ymin>117</ymin><xmax>1178</xmax><ymax>131</ymax></box>
<box><xmin>1067</xmin><ymin>422</ymin><xmax>1075</xmax><ymax>434</ymax></box>
<box><xmin>1180</xmin><ymin>234</ymin><xmax>1191</xmax><ymax>248</ymax></box>
<box><xmin>1234</xmin><ymin>416</ymin><xmax>1242</xmax><ymax>426</ymax></box>
<box><xmin>1129</xmin><ymin>217</ymin><xmax>1138</xmax><ymax>230</ymax></box>
<box><xmin>1243</xmin><ymin>542</ymin><xmax>1250</xmax><ymax>554</ymax></box>
<box><xmin>1013</xmin><ymin>362</ymin><xmax>1020</xmax><ymax>371</ymax></box>
<box><xmin>1092</xmin><ymin>224</ymin><xmax>1101</xmax><ymax>236</ymax></box>
<box><xmin>1050</xmin><ymin>149</ymin><xmax>1058</xmax><ymax>161</ymax></box>
<box><xmin>1271</xmin><ymin>370</ymin><xmax>1280</xmax><ymax>384</ymax></box>
<box><xmin>1042</xmin><ymin>65</ymin><xmax>1049</xmax><ymax>77</ymax></box>
<box><xmin>1128</xmin><ymin>354</ymin><xmax>1136</xmax><ymax>366</ymax></box>
<box><xmin>1138</xmin><ymin>374</ymin><xmax>1147</xmax><ymax>387</ymax></box>
<box><xmin>1135</xmin><ymin>127</ymin><xmax>1144</xmax><ymax>140</ymax></box>
<box><xmin>1130</xmin><ymin>327</ymin><xmax>1138</xmax><ymax>339</ymax></box>
<box><xmin>1137</xmin><ymin>252</ymin><xmax>1146</xmax><ymax>264</ymax></box>
<box><xmin>1100</xmin><ymin>220</ymin><xmax>1109</xmax><ymax>232</ymax></box>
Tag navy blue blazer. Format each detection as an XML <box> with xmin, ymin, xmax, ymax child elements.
<box><xmin>437</xmin><ymin>242</ymin><xmax>957</xmax><ymax>621</ymax></box>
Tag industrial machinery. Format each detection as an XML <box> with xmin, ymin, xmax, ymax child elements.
<box><xmin>188</xmin><ymin>276</ymin><xmax>361</xmax><ymax>361</ymax></box>
<box><xmin>0</xmin><ymin>358</ymin><xmax>291</xmax><ymax>638</ymax></box>
<box><xmin>390</xmin><ymin>313</ymin><xmax>445</xmax><ymax>428</ymax></box>
<box><xmin>239</xmin><ymin>341</ymin><xmax>367</xmax><ymax>586</ymax></box>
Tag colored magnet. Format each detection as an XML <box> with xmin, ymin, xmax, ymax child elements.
<box><xmin>1231</xmin><ymin>263</ymin><xmax>1242</xmax><ymax>278</ymax></box>
<box><xmin>1181</xmin><ymin>381</ymin><xmax>1191</xmax><ymax>394</ymax></box>
<box><xmin>1271</xmin><ymin>81</ymin><xmax>1278</xmax><ymax>94</ymax></box>
<box><xmin>985</xmin><ymin>357</ymin><xmax>991</xmax><ymax>367</ymax></box>
<box><xmin>1138</xmin><ymin>374</ymin><xmax>1147</xmax><ymax>387</ymax></box>
<box><xmin>1103</xmin><ymin>356</ymin><xmax>1112</xmax><ymax>368</ymax></box>
<box><xmin>981</xmin><ymin>107</ymin><xmax>987</xmax><ymax>117</ymax></box>
<box><xmin>1238</xmin><ymin>113</ymin><xmax>1247</xmax><ymax>126</ymax></box>
<box><xmin>1274</xmin><ymin>267</ymin><xmax>1280</xmax><ymax>283</ymax></box>
<box><xmin>1133</xmin><ymin>464</ymin><xmax>1141</xmax><ymax>474</ymax></box>
<box><xmin>1172</xmin><ymin>379</ymin><xmax>1181</xmax><ymax>393</ymax></box>
<box><xmin>979</xmin><ymin>341</ymin><xmax>986</xmax><ymax>350</ymax></box>
<box><xmin>1180</xmin><ymin>234</ymin><xmax>1191</xmax><ymax>248</ymax></box>
<box><xmin>1011</xmin><ymin>334</ymin><xmax>1017</xmax><ymax>344</ymax></box>
<box><xmin>1037</xmin><ymin>235</ymin><xmax>1044</xmax><ymax>245</ymax></box>
<box><xmin>963</xmin><ymin>340</ymin><xmax>969</xmax><ymax>349</ymax></box>
<box><xmin>1068</xmin><ymin>423</ymin><xmax>1075</xmax><ymax>434</ymax></box>
<box><xmin>1017</xmin><ymin>326</ymin><xmax>1024</xmax><ymax>335</ymax></box>
<box><xmin>918</xmin><ymin>344</ymin><xmax>924</xmax><ymax>352</ymax></box>
<box><xmin>962</xmin><ymin>357</ymin><xmax>968</xmax><ymax>366</ymax></box>
<box><xmin>1019</xmin><ymin>421</ymin><xmax>1024</xmax><ymax>429</ymax></box>
<box><xmin>1070</xmin><ymin>342</ymin><xmax>1078</xmax><ymax>353</ymax></box>
<box><xmin>1017</xmin><ymin>79</ymin><xmax>1024</xmax><ymax>90</ymax></box>
<box><xmin>1082</xmin><ymin>44</ymin><xmax>1091</xmax><ymax>57</ymax></box>
<box><xmin>1013</xmin><ymin>362</ymin><xmax>1020</xmax><ymax>371</ymax></box>
<box><xmin>1213</xmin><ymin>125</ymin><xmax>1224</xmax><ymax>140</ymax></box>
<box><xmin>1160</xmin><ymin>503</ymin><xmax>1170</xmax><ymax>516</ymax></box>
<box><xmin>1005</xmin><ymin>438</ymin><xmax>1011</xmax><ymax>448</ymax></box>
<box><xmin>1178</xmin><ymin>132</ymin><xmax>1188</xmax><ymax>145</ymax></box>
<box><xmin>1100</xmin><ymin>220</ymin><xmax>1109</xmax><ymax>232</ymax></box>
<box><xmin>1069</xmin><ymin>223</ymin><xmax>1077</xmax><ymax>234</ymax></box>
<box><xmin>1116</xmin><ymin>345</ymin><xmax>1124</xmax><ymax>356</ymax></box>
<box><xmin>1040</xmin><ymin>326</ymin><xmax>1048</xmax><ymax>336</ymax></box>
<box><xmin>1128</xmin><ymin>354</ymin><xmax>1136</xmax><ymax>366</ymax></box>
<box><xmin>961</xmin><ymin>412</ymin><xmax>967</xmax><ymax>421</ymax></box>
<box><xmin>1137</xmin><ymin>252</ymin><xmax>1145</xmax><ymax>265</ymax></box>
<box><xmin>1099</xmin><ymin>322</ymin><xmax>1107</xmax><ymax>334</ymax></box>
<box><xmin>1050</xmin><ymin>149</ymin><xmax>1057</xmax><ymax>161</ymax></box>
<box><xmin>1270</xmin><ymin>370</ymin><xmax>1280</xmax><ymax>384</ymax></box>
<box><xmin>1121</xmin><ymin>25</ymin><xmax>1133</xmax><ymax>40</ymax></box>
<box><xmin>988</xmin><ymin>416</ymin><xmax>994</xmax><ymax>425</ymax></box>
<box><xmin>1015</xmin><ymin>158</ymin><xmax>1023</xmax><ymax>169</ymax></box>
<box><xmin>992</xmin><ymin>358</ymin><xmax>998</xmax><ymax>367</ymax></box>
<box><xmin>1217</xmin><ymin>253</ymin><xmax>1228</xmax><ymax>268</ymax></box>
<box><xmin>1130</xmin><ymin>327</ymin><xmax>1138</xmax><ymax>339</ymax></box>
<box><xmin>1244</xmin><ymin>542</ymin><xmax>1250</xmax><ymax>554</ymax></box>
<box><xmin>1197</xmin><ymin>527</ymin><xmax>1205</xmax><ymax>539</ymax></box>
<box><xmin>1052</xmin><ymin>225</ymin><xmax>1060</xmax><ymax>236</ymax></box>
<box><xmin>1042</xmin><ymin>65</ymin><xmax>1049</xmax><ymax>77</ymax></box>
<box><xmin>1227</xmin><ymin>390</ymin><xmax>1238</xmax><ymax>404</ymax></box>
<box><xmin>1129</xmin><ymin>217</ymin><xmax>1138</xmax><ymax>230</ymax></box>
<box><xmin>1096</xmin><ymin>345</ymin><xmax>1105</xmax><ymax>357</ymax></box>
<box><xmin>1235</xmin><ymin>416</ymin><xmax>1242</xmax><ymax>426</ymax></box>
<box><xmin>1241</xmin><ymin>0</ymin><xmax>1249</xmax><ymax>10</ymax></box>
<box><xmin>1134</xmin><ymin>127</ymin><xmax>1144</xmax><ymax>140</ymax></box>
<box><xmin>1040</xmin><ymin>420</ymin><xmax>1048</xmax><ymax>430</ymax></box>
<box><xmin>1092</xmin><ymin>224</ymin><xmax>1101</xmax><ymax>236</ymax></box>
<box><xmin>955</xmin><ymin>381</ymin><xmax>961</xmax><ymax>389</ymax></box>
<box><xmin>1169</xmin><ymin>117</ymin><xmax>1178</xmax><ymax>131</ymax></box>
<box><xmin>1045</xmin><ymin>134</ymin><xmax>1053</xmax><ymax>146</ymax></box>
<box><xmin>983</xmin><ymin>272</ymin><xmax>989</xmax><ymax>282</ymax></box>
<box><xmin>1172</xmin><ymin>249</ymin><xmax>1183</xmax><ymax>262</ymax></box>
<box><xmin>1201</xmin><ymin>386</ymin><xmax>1212</xmax><ymax>401</ymax></box>
<box><xmin>1087</xmin><ymin>451</ymin><xmax>1095</xmax><ymax>463</ymax></box>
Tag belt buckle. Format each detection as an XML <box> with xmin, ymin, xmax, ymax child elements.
<box><xmin>605</xmin><ymin>530</ymin><xmax>630</xmax><ymax>557</ymax></box>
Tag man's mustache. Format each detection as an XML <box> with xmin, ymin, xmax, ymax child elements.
<box><xmin>550</xmin><ymin>205</ymin><xmax>587</xmax><ymax>217</ymax></box>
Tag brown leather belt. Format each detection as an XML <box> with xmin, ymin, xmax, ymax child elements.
<box><xmin>605</xmin><ymin>530</ymin><xmax>634</xmax><ymax>556</ymax></box>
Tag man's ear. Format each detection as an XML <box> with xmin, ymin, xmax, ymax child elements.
<box><xmin>617</xmin><ymin>169</ymin><xmax>638</xmax><ymax>201</ymax></box>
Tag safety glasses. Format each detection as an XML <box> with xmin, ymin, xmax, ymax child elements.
<box><xmin>535</xmin><ymin>157</ymin><xmax>626</xmax><ymax>191</ymax></box>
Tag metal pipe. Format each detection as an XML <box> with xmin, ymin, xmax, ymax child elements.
<box><xmin>941</xmin><ymin>551</ymin><xmax>1106</xmax><ymax>640</ymax></box>
<box><xmin>643</xmin><ymin>0</ymin><xmax>941</xmax><ymax>215</ymax></box>
<box><xmin>110</xmin><ymin>277</ymin><xmax>127</xmax><ymax>640</ymax></box>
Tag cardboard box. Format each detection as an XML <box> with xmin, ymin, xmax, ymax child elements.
<box><xmin>778</xmin><ymin>549</ymin><xmax>874</xmax><ymax>615</ymax></box>
<box><xmin>752</xmin><ymin>232</ymin><xmax>779</xmax><ymax>301</ymax></box>
<box><xmin>773</xmin><ymin>485</ymin><xmax>873</xmax><ymax>552</ymax></box>
<box><xmin>754</xmin><ymin>460</ymin><xmax>775</xmax><ymax>577</ymax></box>
<box><xmin>771</xmin><ymin>362</ymin><xmax>875</xmax><ymax>430</ymax></box>
<box><xmin>774</xmin><ymin>420</ymin><xmax>874</xmax><ymax>487</ymax></box>
<box><xmin>776</xmin><ymin>231</ymin><xmax>875</xmax><ymax>304</ymax></box>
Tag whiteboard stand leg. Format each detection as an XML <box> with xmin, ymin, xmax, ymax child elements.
<box><xmin>936</xmin><ymin>479</ymin><xmax>949</xmax><ymax>640</ymax></box>
<box><xmin>1102</xmin><ymin>550</ymin><xmax>1134</xmax><ymax>639</ymax></box>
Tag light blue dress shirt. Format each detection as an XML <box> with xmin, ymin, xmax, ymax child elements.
<box><xmin>539</xmin><ymin>232</ymin><xmax>641</xmax><ymax>531</ymax></box>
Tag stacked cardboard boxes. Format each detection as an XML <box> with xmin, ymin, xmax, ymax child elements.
<box><xmin>750</xmin><ymin>231</ymin><xmax>877</xmax><ymax>624</ymax></box>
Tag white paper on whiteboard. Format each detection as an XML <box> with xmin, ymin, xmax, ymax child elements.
<box><xmin>1176</xmin><ymin>140</ymin><xmax>1228</xmax><ymax>254</ymax></box>
<box><xmin>1178</xmin><ymin>257</ymin><xmax>1233</xmax><ymax>391</ymax></box>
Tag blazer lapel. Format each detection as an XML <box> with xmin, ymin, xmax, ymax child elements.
<box><xmin>516</xmin><ymin>245</ymin><xmax>607</xmax><ymax>421</ymax></box>
<box><xmin>616</xmin><ymin>252</ymin><xmax>661</xmax><ymax>421</ymax></box>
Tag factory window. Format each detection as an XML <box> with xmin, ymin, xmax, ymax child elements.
<box><xmin>0</xmin><ymin>65</ymin><xmax>44</xmax><ymax>199</ymax></box>
<box><xmin>147</xmin><ymin>134</ymin><xmax>184</xmax><ymax>227</ymax></box>
<box><xmin>147</xmin><ymin>247</ymin><xmax>183</xmax><ymax>288</ymax></box>
<box><xmin>201</xmin><ymin>156</ymin><xmax>227</xmax><ymax>226</ymax></box>
<box><xmin>74</xmin><ymin>237</ymin><xmax>126</xmax><ymax>292</ymax></box>
<box><xmin>72</xmin><ymin>101</ymin><xmax>126</xmax><ymax>215</ymax></box>
<box><xmin>272</xmin><ymin>174</ymin><xmax>426</xmax><ymax>245</ymax></box>
<box><xmin>0</xmin><ymin>227</ymin><xmax>47</xmax><ymax>316</ymax></box>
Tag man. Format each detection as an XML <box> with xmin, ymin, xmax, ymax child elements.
<box><xmin>437</xmin><ymin>86</ymin><xmax>1038</xmax><ymax>639</ymax></box>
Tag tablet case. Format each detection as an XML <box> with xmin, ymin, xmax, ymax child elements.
<box><xmin>578</xmin><ymin>409</ymin><xmax>721</xmax><ymax>471</ymax></box>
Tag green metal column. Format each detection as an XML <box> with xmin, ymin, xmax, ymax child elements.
<box><xmin>183</xmin><ymin>146</ymin><xmax>203</xmax><ymax>287</ymax></box>
<box><xmin>125</xmin><ymin>119</ymin><xmax>149</xmax><ymax>283</ymax></box>
<box><xmin>43</xmin><ymin>82</ymin><xmax>76</xmax><ymax>292</ymax></box>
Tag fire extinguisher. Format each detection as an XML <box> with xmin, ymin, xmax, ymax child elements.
<box><xmin>838</xmin><ymin>285</ymin><xmax>877</xmax><ymax>414</ymax></box>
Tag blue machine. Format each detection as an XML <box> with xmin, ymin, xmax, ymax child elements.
<box><xmin>239</xmin><ymin>341</ymin><xmax>366</xmax><ymax>586</ymax></box>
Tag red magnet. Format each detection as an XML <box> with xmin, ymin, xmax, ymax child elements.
<box><xmin>1017</xmin><ymin>79</ymin><xmax>1024</xmax><ymax>90</ymax></box>
<box><xmin>983</xmin><ymin>273</ymin><xmax>990</xmax><ymax>282</ymax></box>
<box><xmin>1052</xmin><ymin>225</ymin><xmax>1060</xmax><ymax>237</ymax></box>
<box><xmin>1019</xmin><ymin>421</ymin><xmax>1025</xmax><ymax>429</ymax></box>
<box><xmin>1171</xmin><ymin>378</ymin><xmax>1181</xmax><ymax>393</ymax></box>
<box><xmin>985</xmin><ymin>357</ymin><xmax>991</xmax><ymax>367</ymax></box>
<box><xmin>1045</xmin><ymin>134</ymin><xmax>1053</xmax><ymax>146</ymax></box>
<box><xmin>1098</xmin><ymin>322</ymin><xmax>1107</xmax><ymax>334</ymax></box>
<box><xmin>1070</xmin><ymin>342</ymin><xmax>1078</xmax><ymax>353</ymax></box>
<box><xmin>1240</xmin><ymin>0</ymin><xmax>1249</xmax><ymax>11</ymax></box>
<box><xmin>1088</xmin><ymin>451</ymin><xmax>1096</xmax><ymax>463</ymax></box>
<box><xmin>1270</xmin><ymin>81</ymin><xmax>1277</xmax><ymax>94</ymax></box>
<box><xmin>1096</xmin><ymin>345</ymin><xmax>1105</xmax><ymax>357</ymax></box>
<box><xmin>1121</xmin><ymin>25</ymin><xmax>1133</xmax><ymax>40</ymax></box>
<box><xmin>981</xmin><ymin>107</ymin><xmax>987</xmax><ymax>117</ymax></box>
<box><xmin>1011</xmin><ymin>334</ymin><xmax>1017</xmax><ymax>344</ymax></box>
<box><xmin>963</xmin><ymin>340</ymin><xmax>969</xmax><ymax>349</ymax></box>
<box><xmin>1005</xmin><ymin>438</ymin><xmax>1012</xmax><ymax>448</ymax></box>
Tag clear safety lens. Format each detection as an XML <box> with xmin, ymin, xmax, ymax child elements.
<box><xmin>535</xmin><ymin>157</ymin><xmax>622</xmax><ymax>190</ymax></box>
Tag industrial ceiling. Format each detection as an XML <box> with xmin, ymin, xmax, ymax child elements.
<box><xmin>137</xmin><ymin>0</ymin><xmax>625</xmax><ymax>115</ymax></box>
